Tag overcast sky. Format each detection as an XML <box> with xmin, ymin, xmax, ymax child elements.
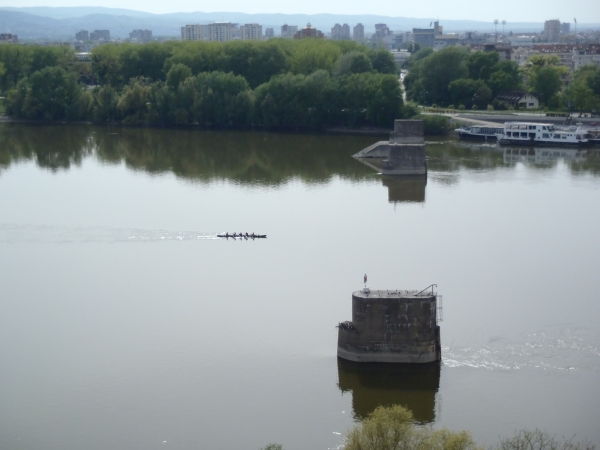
<box><xmin>2</xmin><ymin>0</ymin><xmax>599</xmax><ymax>23</ymax></box>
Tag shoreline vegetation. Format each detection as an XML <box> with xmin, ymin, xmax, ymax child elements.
<box><xmin>2</xmin><ymin>40</ymin><xmax>597</xmax><ymax>137</ymax></box>
<box><xmin>403</xmin><ymin>46</ymin><xmax>600</xmax><ymax>115</ymax></box>
<box><xmin>259</xmin><ymin>405</ymin><xmax>595</xmax><ymax>450</ymax></box>
<box><xmin>0</xmin><ymin>40</ymin><xmax>410</xmax><ymax>132</ymax></box>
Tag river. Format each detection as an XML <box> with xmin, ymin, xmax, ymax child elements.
<box><xmin>0</xmin><ymin>123</ymin><xmax>599</xmax><ymax>450</ymax></box>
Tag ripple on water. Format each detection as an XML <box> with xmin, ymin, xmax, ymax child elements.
<box><xmin>0</xmin><ymin>223</ymin><xmax>221</xmax><ymax>244</ymax></box>
<box><xmin>443</xmin><ymin>326</ymin><xmax>600</xmax><ymax>372</ymax></box>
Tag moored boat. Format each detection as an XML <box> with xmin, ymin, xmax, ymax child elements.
<box><xmin>496</xmin><ymin>122</ymin><xmax>589</xmax><ymax>146</ymax></box>
<box><xmin>455</xmin><ymin>125</ymin><xmax>504</xmax><ymax>140</ymax></box>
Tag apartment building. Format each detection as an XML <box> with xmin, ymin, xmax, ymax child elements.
<box><xmin>281</xmin><ymin>24</ymin><xmax>298</xmax><ymax>39</ymax></box>
<box><xmin>0</xmin><ymin>33</ymin><xmax>17</xmax><ymax>43</ymax></box>
<box><xmin>353</xmin><ymin>23</ymin><xmax>364</xmax><ymax>41</ymax></box>
<box><xmin>573</xmin><ymin>49</ymin><xmax>600</xmax><ymax>70</ymax></box>
<box><xmin>544</xmin><ymin>20</ymin><xmax>561</xmax><ymax>43</ymax></box>
<box><xmin>240</xmin><ymin>23</ymin><xmax>262</xmax><ymax>41</ymax></box>
<box><xmin>90</xmin><ymin>30</ymin><xmax>110</xmax><ymax>42</ymax></box>
<box><xmin>331</xmin><ymin>23</ymin><xmax>350</xmax><ymax>40</ymax></box>
<box><xmin>208</xmin><ymin>23</ymin><xmax>233</xmax><ymax>42</ymax></box>
<box><xmin>294</xmin><ymin>23</ymin><xmax>324</xmax><ymax>39</ymax></box>
<box><xmin>130</xmin><ymin>29</ymin><xmax>152</xmax><ymax>43</ymax></box>
<box><xmin>181</xmin><ymin>24</ymin><xmax>209</xmax><ymax>41</ymax></box>
<box><xmin>75</xmin><ymin>30</ymin><xmax>89</xmax><ymax>41</ymax></box>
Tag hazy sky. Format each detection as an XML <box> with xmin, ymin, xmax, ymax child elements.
<box><xmin>2</xmin><ymin>0</ymin><xmax>600</xmax><ymax>22</ymax></box>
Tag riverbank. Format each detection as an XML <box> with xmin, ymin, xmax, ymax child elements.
<box><xmin>0</xmin><ymin>115</ymin><xmax>394</xmax><ymax>137</ymax></box>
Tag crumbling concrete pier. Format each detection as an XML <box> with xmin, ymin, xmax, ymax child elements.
<box><xmin>353</xmin><ymin>120</ymin><xmax>427</xmax><ymax>176</ymax></box>
<box><xmin>337</xmin><ymin>288</ymin><xmax>442</xmax><ymax>364</ymax></box>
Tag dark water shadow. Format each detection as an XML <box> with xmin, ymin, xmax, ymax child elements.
<box><xmin>337</xmin><ymin>357</ymin><xmax>440</xmax><ymax>424</ymax></box>
<box><xmin>382</xmin><ymin>176</ymin><xmax>427</xmax><ymax>203</ymax></box>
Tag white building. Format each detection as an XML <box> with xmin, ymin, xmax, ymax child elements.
<box><xmin>510</xmin><ymin>36</ymin><xmax>535</xmax><ymax>47</ymax></box>
<box><xmin>572</xmin><ymin>49</ymin><xmax>600</xmax><ymax>70</ymax></box>
<box><xmin>240</xmin><ymin>23</ymin><xmax>262</xmax><ymax>40</ymax></box>
<box><xmin>544</xmin><ymin>19</ymin><xmax>561</xmax><ymax>43</ymax></box>
<box><xmin>496</xmin><ymin>91</ymin><xmax>540</xmax><ymax>109</ymax></box>
<box><xmin>381</xmin><ymin>33</ymin><xmax>404</xmax><ymax>50</ymax></box>
<box><xmin>390</xmin><ymin>49</ymin><xmax>411</xmax><ymax>66</ymax></box>
<box><xmin>433</xmin><ymin>34</ymin><xmax>460</xmax><ymax>50</ymax></box>
<box><xmin>512</xmin><ymin>46</ymin><xmax>539</xmax><ymax>66</ymax></box>
<box><xmin>281</xmin><ymin>24</ymin><xmax>298</xmax><ymax>39</ymax></box>
<box><xmin>181</xmin><ymin>24</ymin><xmax>209</xmax><ymax>41</ymax></box>
<box><xmin>209</xmin><ymin>23</ymin><xmax>233</xmax><ymax>42</ymax></box>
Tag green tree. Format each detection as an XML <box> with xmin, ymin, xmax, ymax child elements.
<box><xmin>405</xmin><ymin>46</ymin><xmax>468</xmax><ymax>105</ymax></box>
<box><xmin>488</xmin><ymin>71</ymin><xmax>517</xmax><ymax>97</ymax></box>
<box><xmin>117</xmin><ymin>77</ymin><xmax>155</xmax><ymax>124</ymax></box>
<box><xmin>333</xmin><ymin>51</ymin><xmax>373</xmax><ymax>76</ymax></box>
<box><xmin>92</xmin><ymin>85</ymin><xmax>120</xmax><ymax>121</ymax></box>
<box><xmin>533</xmin><ymin>66</ymin><xmax>563</xmax><ymax>105</ymax></box>
<box><xmin>345</xmin><ymin>405</ymin><xmax>481</xmax><ymax>450</ymax></box>
<box><xmin>522</xmin><ymin>55</ymin><xmax>568</xmax><ymax>105</ymax></box>
<box><xmin>166</xmin><ymin>63</ymin><xmax>192</xmax><ymax>89</ymax></box>
<box><xmin>369</xmin><ymin>49</ymin><xmax>398</xmax><ymax>74</ymax></box>
<box><xmin>568</xmin><ymin>65</ymin><xmax>600</xmax><ymax>113</ymax></box>
<box><xmin>214</xmin><ymin>41</ymin><xmax>289</xmax><ymax>88</ymax></box>
<box><xmin>466</xmin><ymin>51</ymin><xmax>499</xmax><ymax>80</ymax></box>
<box><xmin>491</xmin><ymin>60</ymin><xmax>521</xmax><ymax>85</ymax></box>
<box><xmin>191</xmin><ymin>71</ymin><xmax>253</xmax><ymax>128</ymax></box>
<box><xmin>6</xmin><ymin>66</ymin><xmax>83</xmax><ymax>120</ymax></box>
<box><xmin>92</xmin><ymin>45</ymin><xmax>123</xmax><ymax>87</ymax></box>
<box><xmin>289</xmin><ymin>40</ymin><xmax>342</xmax><ymax>75</ymax></box>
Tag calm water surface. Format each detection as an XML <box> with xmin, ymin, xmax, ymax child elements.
<box><xmin>1</xmin><ymin>124</ymin><xmax>599</xmax><ymax>450</ymax></box>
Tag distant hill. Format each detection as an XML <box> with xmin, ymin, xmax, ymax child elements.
<box><xmin>1</xmin><ymin>7</ymin><xmax>599</xmax><ymax>40</ymax></box>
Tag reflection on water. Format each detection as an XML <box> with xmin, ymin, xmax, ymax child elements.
<box><xmin>381</xmin><ymin>176</ymin><xmax>427</xmax><ymax>203</ymax></box>
<box><xmin>1</xmin><ymin>125</ymin><xmax>600</xmax><ymax>187</ymax></box>
<box><xmin>503</xmin><ymin>147</ymin><xmax>588</xmax><ymax>164</ymax></box>
<box><xmin>337</xmin><ymin>358</ymin><xmax>440</xmax><ymax>424</ymax></box>
<box><xmin>0</xmin><ymin>124</ymin><xmax>376</xmax><ymax>185</ymax></box>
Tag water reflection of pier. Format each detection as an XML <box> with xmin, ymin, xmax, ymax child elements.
<box><xmin>503</xmin><ymin>147</ymin><xmax>587</xmax><ymax>164</ymax></box>
<box><xmin>337</xmin><ymin>358</ymin><xmax>440</xmax><ymax>423</ymax></box>
<box><xmin>382</xmin><ymin>176</ymin><xmax>427</xmax><ymax>203</ymax></box>
<box><xmin>354</xmin><ymin>158</ymin><xmax>427</xmax><ymax>204</ymax></box>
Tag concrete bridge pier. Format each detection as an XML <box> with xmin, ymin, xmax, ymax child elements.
<box><xmin>337</xmin><ymin>288</ymin><xmax>442</xmax><ymax>364</ymax></box>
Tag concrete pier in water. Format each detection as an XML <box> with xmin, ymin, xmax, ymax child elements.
<box><xmin>352</xmin><ymin>120</ymin><xmax>427</xmax><ymax>176</ymax></box>
<box><xmin>337</xmin><ymin>288</ymin><xmax>442</xmax><ymax>364</ymax></box>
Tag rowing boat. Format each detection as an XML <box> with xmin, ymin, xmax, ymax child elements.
<box><xmin>217</xmin><ymin>234</ymin><xmax>267</xmax><ymax>239</ymax></box>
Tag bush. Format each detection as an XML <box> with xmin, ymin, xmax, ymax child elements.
<box><xmin>403</xmin><ymin>101</ymin><xmax>419</xmax><ymax>118</ymax></box>
<box><xmin>459</xmin><ymin>104</ymin><xmax>465</xmax><ymax>110</ymax></box>
<box><xmin>472</xmin><ymin>105</ymin><xmax>478</xmax><ymax>110</ymax></box>
<box><xmin>448</xmin><ymin>104</ymin><xmax>455</xmax><ymax>110</ymax></box>
<box><xmin>345</xmin><ymin>405</ymin><xmax>481</xmax><ymax>450</ymax></box>
<box><xmin>491</xmin><ymin>98</ymin><xmax>505</xmax><ymax>110</ymax></box>
<box><xmin>487</xmin><ymin>104</ymin><xmax>494</xmax><ymax>110</ymax></box>
<box><xmin>494</xmin><ymin>429</ymin><xmax>594</xmax><ymax>450</ymax></box>
<box><xmin>413</xmin><ymin>114</ymin><xmax>450</xmax><ymax>135</ymax></box>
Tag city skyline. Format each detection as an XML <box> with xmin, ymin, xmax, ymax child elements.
<box><xmin>1</xmin><ymin>0</ymin><xmax>599</xmax><ymax>23</ymax></box>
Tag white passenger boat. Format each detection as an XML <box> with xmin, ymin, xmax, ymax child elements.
<box><xmin>455</xmin><ymin>125</ymin><xmax>505</xmax><ymax>140</ymax></box>
<box><xmin>496</xmin><ymin>122</ymin><xmax>589</xmax><ymax>146</ymax></box>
